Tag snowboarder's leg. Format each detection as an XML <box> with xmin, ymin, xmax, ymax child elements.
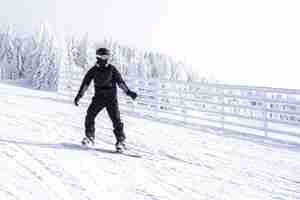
<box><xmin>106</xmin><ymin>99</ymin><xmax>126</xmax><ymax>150</ymax></box>
<box><xmin>85</xmin><ymin>97</ymin><xmax>105</xmax><ymax>142</ymax></box>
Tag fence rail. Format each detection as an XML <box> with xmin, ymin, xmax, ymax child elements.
<box><xmin>58</xmin><ymin>68</ymin><xmax>300</xmax><ymax>144</ymax></box>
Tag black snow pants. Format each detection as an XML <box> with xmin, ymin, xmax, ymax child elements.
<box><xmin>85</xmin><ymin>94</ymin><xmax>125</xmax><ymax>143</ymax></box>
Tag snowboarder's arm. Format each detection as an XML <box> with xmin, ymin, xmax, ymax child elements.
<box><xmin>113</xmin><ymin>67</ymin><xmax>137</xmax><ymax>100</ymax></box>
<box><xmin>76</xmin><ymin>67</ymin><xmax>95</xmax><ymax>99</ymax></box>
<box><xmin>113</xmin><ymin>67</ymin><xmax>129</xmax><ymax>93</ymax></box>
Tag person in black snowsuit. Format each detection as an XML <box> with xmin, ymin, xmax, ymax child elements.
<box><xmin>74</xmin><ymin>48</ymin><xmax>137</xmax><ymax>151</ymax></box>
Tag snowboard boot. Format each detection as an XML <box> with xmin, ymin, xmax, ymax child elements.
<box><xmin>81</xmin><ymin>136</ymin><xmax>95</xmax><ymax>146</ymax></box>
<box><xmin>115</xmin><ymin>137</ymin><xmax>126</xmax><ymax>152</ymax></box>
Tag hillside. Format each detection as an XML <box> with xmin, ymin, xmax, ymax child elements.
<box><xmin>0</xmin><ymin>83</ymin><xmax>299</xmax><ymax>200</ymax></box>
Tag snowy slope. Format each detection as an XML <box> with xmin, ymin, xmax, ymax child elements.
<box><xmin>0</xmin><ymin>82</ymin><xmax>300</xmax><ymax>200</ymax></box>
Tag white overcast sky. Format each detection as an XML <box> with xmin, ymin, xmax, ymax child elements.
<box><xmin>1</xmin><ymin>0</ymin><xmax>300</xmax><ymax>88</ymax></box>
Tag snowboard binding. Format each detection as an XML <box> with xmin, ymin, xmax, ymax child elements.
<box><xmin>81</xmin><ymin>137</ymin><xmax>95</xmax><ymax>146</ymax></box>
<box><xmin>115</xmin><ymin>141</ymin><xmax>126</xmax><ymax>153</ymax></box>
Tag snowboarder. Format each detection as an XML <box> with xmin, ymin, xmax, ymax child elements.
<box><xmin>74</xmin><ymin>47</ymin><xmax>137</xmax><ymax>152</ymax></box>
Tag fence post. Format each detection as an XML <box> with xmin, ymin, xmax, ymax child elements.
<box><xmin>263</xmin><ymin>91</ymin><xmax>268</xmax><ymax>137</ymax></box>
<box><xmin>180</xmin><ymin>84</ymin><xmax>187</xmax><ymax>124</ymax></box>
<box><xmin>155</xmin><ymin>79</ymin><xmax>160</xmax><ymax>119</ymax></box>
<box><xmin>221</xmin><ymin>85</ymin><xmax>225</xmax><ymax>133</ymax></box>
<box><xmin>68</xmin><ymin>65</ymin><xmax>74</xmax><ymax>102</ymax></box>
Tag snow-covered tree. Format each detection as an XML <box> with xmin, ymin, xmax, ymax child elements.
<box><xmin>0</xmin><ymin>24</ymin><xmax>61</xmax><ymax>90</ymax></box>
<box><xmin>0</xmin><ymin>24</ymin><xmax>205</xmax><ymax>92</ymax></box>
<box><xmin>30</xmin><ymin>24</ymin><xmax>60</xmax><ymax>90</ymax></box>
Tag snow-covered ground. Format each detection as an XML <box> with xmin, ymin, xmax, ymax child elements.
<box><xmin>0</xmin><ymin>82</ymin><xmax>299</xmax><ymax>200</ymax></box>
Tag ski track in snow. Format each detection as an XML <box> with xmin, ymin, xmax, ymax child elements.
<box><xmin>0</xmin><ymin>83</ymin><xmax>300</xmax><ymax>200</ymax></box>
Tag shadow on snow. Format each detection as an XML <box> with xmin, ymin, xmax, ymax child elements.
<box><xmin>0</xmin><ymin>138</ymin><xmax>142</xmax><ymax>158</ymax></box>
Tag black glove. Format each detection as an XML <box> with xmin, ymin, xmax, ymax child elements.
<box><xmin>126</xmin><ymin>90</ymin><xmax>137</xmax><ymax>100</ymax></box>
<box><xmin>74</xmin><ymin>95</ymin><xmax>81</xmax><ymax>106</ymax></box>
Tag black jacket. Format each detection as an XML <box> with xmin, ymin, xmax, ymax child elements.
<box><xmin>76</xmin><ymin>64</ymin><xmax>129</xmax><ymax>99</ymax></box>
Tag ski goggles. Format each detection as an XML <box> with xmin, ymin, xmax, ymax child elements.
<box><xmin>96</xmin><ymin>54</ymin><xmax>110</xmax><ymax>59</ymax></box>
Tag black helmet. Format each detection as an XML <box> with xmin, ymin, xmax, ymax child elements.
<box><xmin>96</xmin><ymin>48</ymin><xmax>110</xmax><ymax>56</ymax></box>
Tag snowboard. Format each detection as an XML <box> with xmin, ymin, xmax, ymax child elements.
<box><xmin>61</xmin><ymin>142</ymin><xmax>142</xmax><ymax>158</ymax></box>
